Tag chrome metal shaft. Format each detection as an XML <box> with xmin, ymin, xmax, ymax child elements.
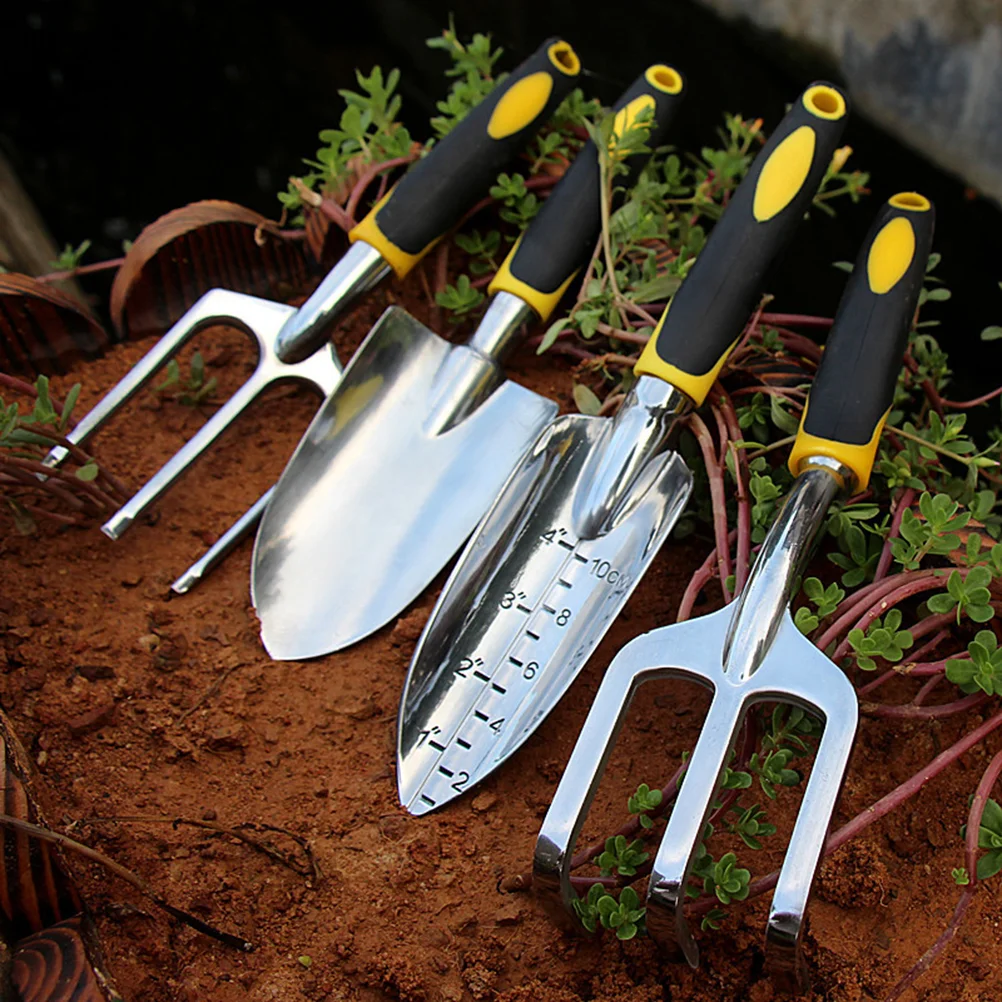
<box><xmin>275</xmin><ymin>241</ymin><xmax>390</xmax><ymax>364</ymax></box>
<box><xmin>721</xmin><ymin>464</ymin><xmax>842</xmax><ymax>682</ymax></box>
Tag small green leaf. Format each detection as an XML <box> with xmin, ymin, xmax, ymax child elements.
<box><xmin>75</xmin><ymin>460</ymin><xmax>99</xmax><ymax>482</ymax></box>
<box><xmin>573</xmin><ymin>384</ymin><xmax>602</xmax><ymax>416</ymax></box>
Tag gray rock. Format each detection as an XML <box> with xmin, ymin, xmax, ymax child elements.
<box><xmin>696</xmin><ymin>0</ymin><xmax>1002</xmax><ymax>202</ymax></box>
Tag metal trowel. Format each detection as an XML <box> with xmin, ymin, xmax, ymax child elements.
<box><xmin>45</xmin><ymin>37</ymin><xmax>582</xmax><ymax>581</ymax></box>
<box><xmin>252</xmin><ymin>65</ymin><xmax>688</xmax><ymax>659</ymax></box>
<box><xmin>397</xmin><ymin>83</ymin><xmax>849</xmax><ymax>814</ymax></box>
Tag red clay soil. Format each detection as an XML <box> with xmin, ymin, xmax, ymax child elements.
<box><xmin>2</xmin><ymin>278</ymin><xmax>1001</xmax><ymax>1002</ymax></box>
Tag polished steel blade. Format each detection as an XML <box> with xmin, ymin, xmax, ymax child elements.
<box><xmin>251</xmin><ymin>306</ymin><xmax>558</xmax><ymax>660</ymax></box>
<box><xmin>397</xmin><ymin>412</ymin><xmax>693</xmax><ymax>815</ymax></box>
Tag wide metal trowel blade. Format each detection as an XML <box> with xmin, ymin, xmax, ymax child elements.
<box><xmin>251</xmin><ymin>306</ymin><xmax>558</xmax><ymax>660</ymax></box>
<box><xmin>397</xmin><ymin>413</ymin><xmax>693</xmax><ymax>815</ymax></box>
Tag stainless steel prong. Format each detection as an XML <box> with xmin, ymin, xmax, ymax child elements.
<box><xmin>43</xmin><ymin>290</ymin><xmax>287</xmax><ymax>469</ymax></box>
<box><xmin>99</xmin><ymin>296</ymin><xmax>342</xmax><ymax>539</ymax></box>
<box><xmin>170</xmin><ymin>487</ymin><xmax>273</xmax><ymax>594</ymax></box>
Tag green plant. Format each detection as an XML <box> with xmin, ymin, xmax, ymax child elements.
<box><xmin>847</xmin><ymin>609</ymin><xmax>914</xmax><ymax>671</ymax></box>
<box><xmin>49</xmin><ymin>239</ymin><xmax>91</xmax><ymax>271</ymax></box>
<box><xmin>154</xmin><ymin>352</ymin><xmax>218</xmax><ymax>407</ymax></box>
<box><xmin>946</xmin><ymin>631</ymin><xmax>1002</xmax><ymax>696</ymax></box>
<box><xmin>0</xmin><ymin>374</ymin><xmax>126</xmax><ymax>529</ymax></box>
<box><xmin>794</xmin><ymin>576</ymin><xmax>846</xmax><ymax>634</ymax></box>
<box><xmin>963</xmin><ymin>796</ymin><xmax>1002</xmax><ymax>880</ymax></box>
<box><xmin>628</xmin><ymin>783</ymin><xmax>663</xmax><ymax>830</ymax></box>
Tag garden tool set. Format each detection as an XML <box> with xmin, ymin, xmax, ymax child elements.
<box><xmin>397</xmin><ymin>84</ymin><xmax>849</xmax><ymax>815</ymax></box>
<box><xmin>42</xmin><ymin>36</ymin><xmax>582</xmax><ymax>572</ymax></box>
<box><xmin>46</xmin><ymin>40</ymin><xmax>937</xmax><ymax>982</ymax></box>
<box><xmin>252</xmin><ymin>65</ymin><xmax>686</xmax><ymax>660</ymax></box>
<box><xmin>533</xmin><ymin>190</ymin><xmax>934</xmax><ymax>989</ymax></box>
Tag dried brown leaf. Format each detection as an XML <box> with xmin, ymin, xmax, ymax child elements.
<box><xmin>0</xmin><ymin>273</ymin><xmax>109</xmax><ymax>378</ymax></box>
<box><xmin>108</xmin><ymin>200</ymin><xmax>316</xmax><ymax>340</ymax></box>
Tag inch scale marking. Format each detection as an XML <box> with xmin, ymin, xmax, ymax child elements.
<box><xmin>405</xmin><ymin>525</ymin><xmax>635</xmax><ymax>811</ymax></box>
<box><xmin>398</xmin><ymin>441</ymin><xmax>693</xmax><ymax>816</ymax></box>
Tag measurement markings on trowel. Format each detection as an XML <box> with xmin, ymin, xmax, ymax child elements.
<box><xmin>409</xmin><ymin>526</ymin><xmax>634</xmax><ymax>808</ymax></box>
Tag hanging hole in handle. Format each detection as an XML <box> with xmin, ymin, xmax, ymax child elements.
<box><xmin>802</xmin><ymin>85</ymin><xmax>846</xmax><ymax>120</ymax></box>
<box><xmin>646</xmin><ymin>64</ymin><xmax>684</xmax><ymax>95</ymax></box>
<box><xmin>548</xmin><ymin>41</ymin><xmax>581</xmax><ymax>76</ymax></box>
<box><xmin>888</xmin><ymin>191</ymin><xmax>932</xmax><ymax>212</ymax></box>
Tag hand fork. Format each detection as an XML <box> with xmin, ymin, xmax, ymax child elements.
<box><xmin>42</xmin><ymin>38</ymin><xmax>581</xmax><ymax>566</ymax></box>
<box><xmin>534</xmin><ymin>191</ymin><xmax>935</xmax><ymax>992</ymax></box>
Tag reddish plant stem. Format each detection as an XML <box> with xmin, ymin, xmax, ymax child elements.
<box><xmin>831</xmin><ymin>577</ymin><xmax>953</xmax><ymax>663</ymax></box>
<box><xmin>912</xmin><ymin>672</ymin><xmax>945</xmax><ymax>706</ymax></box>
<box><xmin>883</xmin><ymin>751</ymin><xmax>1002</xmax><ymax>1001</ymax></box>
<box><xmin>18</xmin><ymin>421</ymin><xmax>129</xmax><ymax>498</ymax></box>
<box><xmin>688</xmin><ymin>412</ymin><xmax>732</xmax><ymax>602</ymax></box>
<box><xmin>759</xmin><ymin>312</ymin><xmax>833</xmax><ymax>329</ymax></box>
<box><xmin>315</xmin><ymin>196</ymin><xmax>353</xmax><ymax>232</ymax></box>
<box><xmin>816</xmin><ymin>571</ymin><xmax>933</xmax><ymax>651</ymax></box>
<box><xmin>18</xmin><ymin>502</ymin><xmax>84</xmax><ymax>525</ymax></box>
<box><xmin>0</xmin><ymin>372</ymin><xmax>48</xmax><ymax>400</ymax></box>
<box><xmin>35</xmin><ymin>257</ymin><xmax>126</xmax><ymax>283</ymax></box>
<box><xmin>2</xmin><ymin>456</ymin><xmax>121</xmax><ymax>511</ymax></box>
<box><xmin>775</xmin><ymin>329</ymin><xmax>823</xmax><ymax>364</ymax></box>
<box><xmin>594</xmin><ymin>321</ymin><xmax>650</xmax><ymax>346</ymax></box>
<box><xmin>882</xmin><ymin>889</ymin><xmax>975</xmax><ymax>1002</ymax></box>
<box><xmin>506</xmin><ymin>760</ymin><xmax>688</xmax><ymax>892</ymax></box>
<box><xmin>715</xmin><ymin>388</ymin><xmax>751</xmax><ymax>592</ymax></box>
<box><xmin>968</xmin><ymin>749</ymin><xmax>1002</xmax><ymax>885</ymax></box>
<box><xmin>729</xmin><ymin>385</ymin><xmax>808</xmax><ymax>403</ymax></box>
<box><xmin>688</xmin><ymin>707</ymin><xmax>1002</xmax><ymax>917</ymax></box>
<box><xmin>430</xmin><ymin>242</ymin><xmax>450</xmax><ymax>333</ymax></box>
<box><xmin>940</xmin><ymin>384</ymin><xmax>1002</xmax><ymax>410</ymax></box>
<box><xmin>908</xmin><ymin>628</ymin><xmax>953</xmax><ymax>664</ymax></box>
<box><xmin>861</xmin><ymin>691</ymin><xmax>988</xmax><ymax>720</ymax></box>
<box><xmin>0</xmin><ymin>464</ymin><xmax>88</xmax><ymax>512</ymax></box>
<box><xmin>873</xmin><ymin>487</ymin><xmax>916</xmax><ymax>582</ymax></box>
<box><xmin>856</xmin><ymin>652</ymin><xmax>960</xmax><ymax>698</ymax></box>
<box><xmin>567</xmin><ymin>761</ymin><xmax>687</xmax><ymax>874</ymax></box>
<box><xmin>677</xmin><ymin>530</ymin><xmax>738</xmax><ymax>622</ymax></box>
<box><xmin>343</xmin><ymin>155</ymin><xmax>418</xmax><ymax>227</ymax></box>
<box><xmin>598</xmin><ymin>392</ymin><xmax>625</xmax><ymax>417</ymax></box>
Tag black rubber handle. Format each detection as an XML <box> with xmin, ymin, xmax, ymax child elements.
<box><xmin>349</xmin><ymin>38</ymin><xmax>581</xmax><ymax>278</ymax></box>
<box><xmin>635</xmin><ymin>83</ymin><xmax>850</xmax><ymax>406</ymax></box>
<box><xmin>789</xmin><ymin>192</ymin><xmax>935</xmax><ymax>490</ymax></box>
<box><xmin>488</xmin><ymin>64</ymin><xmax>686</xmax><ymax>321</ymax></box>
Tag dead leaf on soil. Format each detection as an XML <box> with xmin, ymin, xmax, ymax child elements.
<box><xmin>108</xmin><ymin>200</ymin><xmax>317</xmax><ymax>341</ymax></box>
<box><xmin>0</xmin><ymin>273</ymin><xmax>110</xmax><ymax>377</ymax></box>
<box><xmin>0</xmin><ymin>708</ymin><xmax>122</xmax><ymax>1000</ymax></box>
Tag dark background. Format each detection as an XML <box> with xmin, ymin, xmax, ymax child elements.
<box><xmin>1</xmin><ymin>0</ymin><xmax>1000</xmax><ymax>403</ymax></box>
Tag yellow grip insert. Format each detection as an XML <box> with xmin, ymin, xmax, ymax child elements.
<box><xmin>487</xmin><ymin>72</ymin><xmax>555</xmax><ymax>140</ymax></box>
<box><xmin>633</xmin><ymin>302</ymin><xmax>741</xmax><ymax>406</ymax></box>
<box><xmin>867</xmin><ymin>216</ymin><xmax>916</xmax><ymax>294</ymax></box>
<box><xmin>488</xmin><ymin>233</ymin><xmax>580</xmax><ymax>322</ymax></box>
<box><xmin>787</xmin><ymin>402</ymin><xmax>890</xmax><ymax>492</ymax></box>
<box><xmin>752</xmin><ymin>125</ymin><xmax>816</xmax><ymax>222</ymax></box>
<box><xmin>349</xmin><ymin>189</ymin><xmax>429</xmax><ymax>280</ymax></box>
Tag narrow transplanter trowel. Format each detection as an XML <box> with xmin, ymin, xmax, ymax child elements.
<box><xmin>44</xmin><ymin>37</ymin><xmax>581</xmax><ymax>588</ymax></box>
<box><xmin>397</xmin><ymin>83</ymin><xmax>849</xmax><ymax>815</ymax></box>
<box><xmin>252</xmin><ymin>65</ymin><xmax>688</xmax><ymax>660</ymax></box>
